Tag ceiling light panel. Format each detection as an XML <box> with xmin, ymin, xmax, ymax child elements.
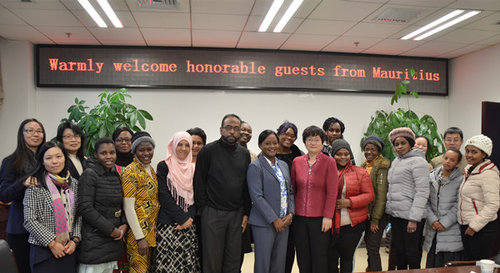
<box><xmin>78</xmin><ymin>0</ymin><xmax>107</xmax><ymax>28</ymax></box>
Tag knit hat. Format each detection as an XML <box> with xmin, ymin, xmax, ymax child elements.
<box><xmin>389</xmin><ymin>127</ymin><xmax>415</xmax><ymax>144</ymax></box>
<box><xmin>465</xmin><ymin>134</ymin><xmax>493</xmax><ymax>157</ymax></box>
<box><xmin>131</xmin><ymin>131</ymin><xmax>155</xmax><ymax>153</ymax></box>
<box><xmin>362</xmin><ymin>136</ymin><xmax>384</xmax><ymax>152</ymax></box>
<box><xmin>330</xmin><ymin>139</ymin><xmax>352</xmax><ymax>157</ymax></box>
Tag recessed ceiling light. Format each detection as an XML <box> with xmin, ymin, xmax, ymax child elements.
<box><xmin>401</xmin><ymin>10</ymin><xmax>464</xmax><ymax>40</ymax></box>
<box><xmin>414</xmin><ymin>11</ymin><xmax>481</xmax><ymax>40</ymax></box>
<box><xmin>97</xmin><ymin>0</ymin><xmax>123</xmax><ymax>28</ymax></box>
<box><xmin>273</xmin><ymin>0</ymin><xmax>303</xmax><ymax>32</ymax></box>
<box><xmin>78</xmin><ymin>0</ymin><xmax>107</xmax><ymax>28</ymax></box>
<box><xmin>259</xmin><ymin>0</ymin><xmax>284</xmax><ymax>32</ymax></box>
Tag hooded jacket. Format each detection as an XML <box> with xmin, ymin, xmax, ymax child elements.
<box><xmin>386</xmin><ymin>149</ymin><xmax>430</xmax><ymax>221</ymax></box>
<box><xmin>423</xmin><ymin>166</ymin><xmax>464</xmax><ymax>253</ymax></box>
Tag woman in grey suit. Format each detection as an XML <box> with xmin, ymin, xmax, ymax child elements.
<box><xmin>247</xmin><ymin>130</ymin><xmax>295</xmax><ymax>273</ymax></box>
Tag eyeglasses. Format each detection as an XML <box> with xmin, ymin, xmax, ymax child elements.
<box><xmin>282</xmin><ymin>133</ymin><xmax>296</xmax><ymax>139</ymax></box>
<box><xmin>444</xmin><ymin>138</ymin><xmax>461</xmax><ymax>143</ymax></box>
<box><xmin>222</xmin><ymin>125</ymin><xmax>240</xmax><ymax>132</ymax></box>
<box><xmin>24</xmin><ymin>129</ymin><xmax>44</xmax><ymax>136</ymax></box>
<box><xmin>63</xmin><ymin>134</ymin><xmax>81</xmax><ymax>140</ymax></box>
<box><xmin>305</xmin><ymin>138</ymin><xmax>322</xmax><ymax>143</ymax></box>
<box><xmin>116</xmin><ymin>138</ymin><xmax>132</xmax><ymax>143</ymax></box>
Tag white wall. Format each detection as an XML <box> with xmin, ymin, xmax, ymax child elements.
<box><xmin>449</xmin><ymin>43</ymin><xmax>500</xmax><ymax>142</ymax></box>
<box><xmin>1</xmin><ymin>39</ymin><xmax>450</xmax><ymax>165</ymax></box>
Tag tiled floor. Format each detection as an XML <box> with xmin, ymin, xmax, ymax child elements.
<box><xmin>241</xmin><ymin>246</ymin><xmax>427</xmax><ymax>272</ymax></box>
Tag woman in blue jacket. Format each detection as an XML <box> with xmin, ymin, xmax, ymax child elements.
<box><xmin>247</xmin><ymin>130</ymin><xmax>295</xmax><ymax>273</ymax></box>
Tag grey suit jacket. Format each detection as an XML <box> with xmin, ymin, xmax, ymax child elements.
<box><xmin>247</xmin><ymin>155</ymin><xmax>295</xmax><ymax>227</ymax></box>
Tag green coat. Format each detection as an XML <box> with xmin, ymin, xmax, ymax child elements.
<box><xmin>361</xmin><ymin>155</ymin><xmax>390</xmax><ymax>226</ymax></box>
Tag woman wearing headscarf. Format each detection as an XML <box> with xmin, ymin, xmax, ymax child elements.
<box><xmin>112</xmin><ymin>127</ymin><xmax>134</xmax><ymax>174</ymax></box>
<box><xmin>386</xmin><ymin>127</ymin><xmax>429</xmax><ymax>270</ymax></box>
<box><xmin>458</xmin><ymin>134</ymin><xmax>499</xmax><ymax>260</ymax></box>
<box><xmin>77</xmin><ymin>138</ymin><xmax>127</xmax><ymax>273</ymax></box>
<box><xmin>0</xmin><ymin>118</ymin><xmax>46</xmax><ymax>273</ymax></box>
<box><xmin>360</xmin><ymin>136</ymin><xmax>390</xmax><ymax>272</ymax></box>
<box><xmin>329</xmin><ymin>139</ymin><xmax>374</xmax><ymax>273</ymax></box>
<box><xmin>56</xmin><ymin>122</ymin><xmax>86</xmax><ymax>180</ymax></box>
<box><xmin>121</xmin><ymin>131</ymin><xmax>160</xmax><ymax>273</ymax></box>
<box><xmin>424</xmin><ymin>149</ymin><xmax>464</xmax><ymax>268</ymax></box>
<box><xmin>153</xmin><ymin>131</ymin><xmax>200</xmax><ymax>272</ymax></box>
<box><xmin>23</xmin><ymin>141</ymin><xmax>81</xmax><ymax>273</ymax></box>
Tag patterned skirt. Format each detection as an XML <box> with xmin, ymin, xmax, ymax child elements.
<box><xmin>152</xmin><ymin>223</ymin><xmax>201</xmax><ymax>273</ymax></box>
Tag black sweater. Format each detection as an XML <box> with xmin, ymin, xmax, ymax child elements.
<box><xmin>156</xmin><ymin>161</ymin><xmax>196</xmax><ymax>226</ymax></box>
<box><xmin>77</xmin><ymin>159</ymin><xmax>127</xmax><ymax>264</ymax></box>
<box><xmin>194</xmin><ymin>138</ymin><xmax>251</xmax><ymax>215</ymax></box>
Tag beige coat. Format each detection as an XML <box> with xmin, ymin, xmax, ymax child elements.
<box><xmin>458</xmin><ymin>159</ymin><xmax>500</xmax><ymax>232</ymax></box>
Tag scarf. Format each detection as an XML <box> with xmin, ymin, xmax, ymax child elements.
<box><xmin>116</xmin><ymin>151</ymin><xmax>134</xmax><ymax>167</ymax></box>
<box><xmin>165</xmin><ymin>131</ymin><xmax>195</xmax><ymax>212</ymax></box>
<box><xmin>46</xmin><ymin>171</ymin><xmax>74</xmax><ymax>244</ymax></box>
<box><xmin>333</xmin><ymin>162</ymin><xmax>351</xmax><ymax>234</ymax></box>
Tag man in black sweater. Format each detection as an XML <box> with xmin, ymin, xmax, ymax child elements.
<box><xmin>194</xmin><ymin>113</ymin><xmax>252</xmax><ymax>273</ymax></box>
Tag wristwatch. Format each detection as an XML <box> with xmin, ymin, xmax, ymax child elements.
<box><xmin>71</xmin><ymin>237</ymin><xmax>80</xmax><ymax>246</ymax></box>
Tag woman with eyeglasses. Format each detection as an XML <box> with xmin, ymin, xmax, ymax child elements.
<box><xmin>23</xmin><ymin>141</ymin><xmax>81</xmax><ymax>273</ymax></box>
<box><xmin>292</xmin><ymin>126</ymin><xmax>338</xmax><ymax>273</ymax></box>
<box><xmin>112</xmin><ymin>127</ymin><xmax>134</xmax><ymax>174</ymax></box>
<box><xmin>56</xmin><ymin>122</ymin><xmax>86</xmax><ymax>180</ymax></box>
<box><xmin>275</xmin><ymin>121</ymin><xmax>303</xmax><ymax>273</ymax></box>
<box><xmin>0</xmin><ymin>118</ymin><xmax>46</xmax><ymax>273</ymax></box>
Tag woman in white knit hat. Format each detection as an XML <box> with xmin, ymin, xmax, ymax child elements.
<box><xmin>458</xmin><ymin>134</ymin><xmax>500</xmax><ymax>261</ymax></box>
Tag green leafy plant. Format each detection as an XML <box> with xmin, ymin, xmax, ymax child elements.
<box><xmin>61</xmin><ymin>88</ymin><xmax>153</xmax><ymax>156</ymax></box>
<box><xmin>362</xmin><ymin>68</ymin><xmax>445</xmax><ymax>161</ymax></box>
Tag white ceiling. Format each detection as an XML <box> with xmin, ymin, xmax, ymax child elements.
<box><xmin>0</xmin><ymin>0</ymin><xmax>499</xmax><ymax>58</ymax></box>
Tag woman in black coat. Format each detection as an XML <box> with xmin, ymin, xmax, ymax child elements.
<box><xmin>77</xmin><ymin>138</ymin><xmax>127</xmax><ymax>272</ymax></box>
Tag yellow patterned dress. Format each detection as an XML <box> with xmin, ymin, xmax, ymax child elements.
<box><xmin>121</xmin><ymin>158</ymin><xmax>160</xmax><ymax>273</ymax></box>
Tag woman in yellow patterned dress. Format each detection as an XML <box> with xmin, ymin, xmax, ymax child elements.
<box><xmin>122</xmin><ymin>131</ymin><xmax>160</xmax><ymax>273</ymax></box>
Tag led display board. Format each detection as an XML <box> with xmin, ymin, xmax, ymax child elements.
<box><xmin>37</xmin><ymin>45</ymin><xmax>447</xmax><ymax>95</ymax></box>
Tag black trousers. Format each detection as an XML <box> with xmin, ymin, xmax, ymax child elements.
<box><xmin>7</xmin><ymin>233</ymin><xmax>31</xmax><ymax>273</ymax></box>
<box><xmin>293</xmin><ymin>216</ymin><xmax>330</xmax><ymax>273</ymax></box>
<box><xmin>201</xmin><ymin>206</ymin><xmax>243</xmax><ymax>273</ymax></box>
<box><xmin>284</xmin><ymin>223</ymin><xmax>295</xmax><ymax>273</ymax></box>
<box><xmin>390</xmin><ymin>217</ymin><xmax>424</xmax><ymax>270</ymax></box>
<box><xmin>460</xmin><ymin>219</ymin><xmax>499</xmax><ymax>261</ymax></box>
<box><xmin>329</xmin><ymin>221</ymin><xmax>366</xmax><ymax>273</ymax></box>
<box><xmin>365</xmin><ymin>215</ymin><xmax>389</xmax><ymax>271</ymax></box>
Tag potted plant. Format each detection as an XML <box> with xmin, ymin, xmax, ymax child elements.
<box><xmin>61</xmin><ymin>88</ymin><xmax>153</xmax><ymax>156</ymax></box>
<box><xmin>362</xmin><ymin>68</ymin><xmax>444</xmax><ymax>161</ymax></box>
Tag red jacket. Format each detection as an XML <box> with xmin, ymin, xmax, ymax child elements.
<box><xmin>336</xmin><ymin>163</ymin><xmax>374</xmax><ymax>228</ymax></box>
<box><xmin>291</xmin><ymin>153</ymin><xmax>338</xmax><ymax>218</ymax></box>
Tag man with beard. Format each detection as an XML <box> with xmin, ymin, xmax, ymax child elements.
<box><xmin>194</xmin><ymin>114</ymin><xmax>252</xmax><ymax>273</ymax></box>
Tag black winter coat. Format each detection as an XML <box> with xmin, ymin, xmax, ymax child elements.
<box><xmin>77</xmin><ymin>158</ymin><xmax>127</xmax><ymax>264</ymax></box>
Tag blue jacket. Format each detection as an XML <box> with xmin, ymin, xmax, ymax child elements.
<box><xmin>0</xmin><ymin>154</ymin><xmax>35</xmax><ymax>234</ymax></box>
<box><xmin>247</xmin><ymin>155</ymin><xmax>295</xmax><ymax>227</ymax></box>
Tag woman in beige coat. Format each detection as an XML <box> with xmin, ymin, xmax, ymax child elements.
<box><xmin>458</xmin><ymin>134</ymin><xmax>500</xmax><ymax>260</ymax></box>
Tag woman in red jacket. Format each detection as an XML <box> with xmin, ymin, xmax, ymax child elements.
<box><xmin>292</xmin><ymin>126</ymin><xmax>338</xmax><ymax>273</ymax></box>
<box><xmin>328</xmin><ymin>139</ymin><xmax>374</xmax><ymax>273</ymax></box>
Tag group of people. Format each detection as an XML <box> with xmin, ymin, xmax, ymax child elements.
<box><xmin>0</xmin><ymin>115</ymin><xmax>498</xmax><ymax>273</ymax></box>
